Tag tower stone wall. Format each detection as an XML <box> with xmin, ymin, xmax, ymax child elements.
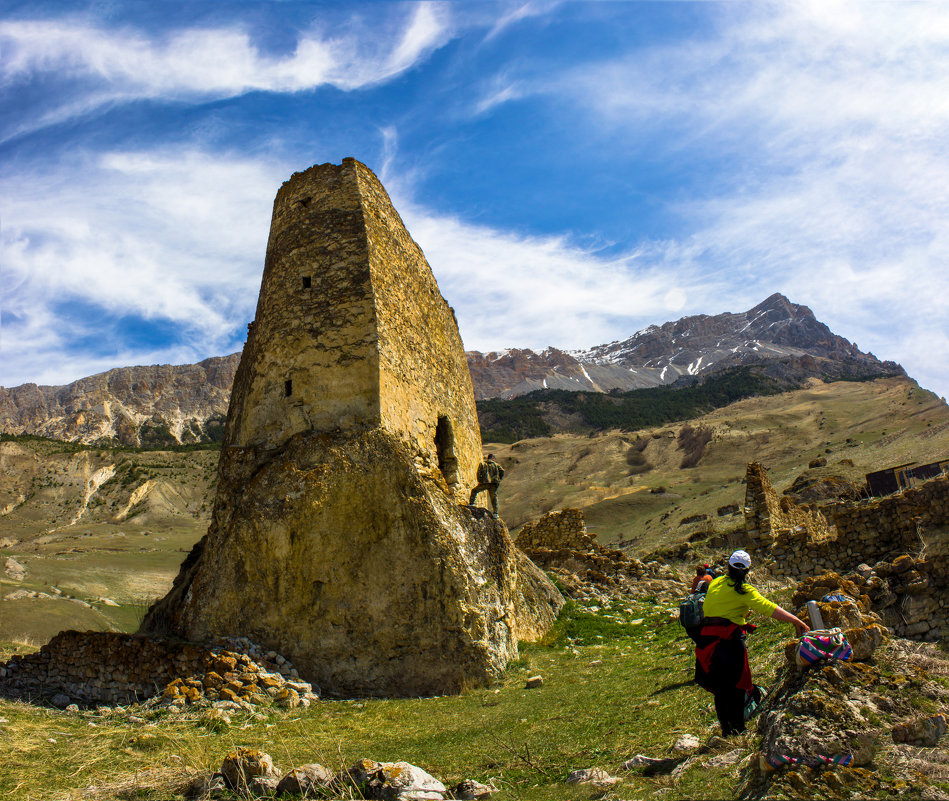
<box><xmin>225</xmin><ymin>158</ymin><xmax>479</xmax><ymax>497</ymax></box>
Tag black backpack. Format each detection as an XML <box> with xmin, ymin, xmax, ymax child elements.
<box><xmin>679</xmin><ymin>592</ymin><xmax>705</xmax><ymax>640</ymax></box>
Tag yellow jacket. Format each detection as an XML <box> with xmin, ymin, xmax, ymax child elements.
<box><xmin>702</xmin><ymin>575</ymin><xmax>777</xmax><ymax>625</ymax></box>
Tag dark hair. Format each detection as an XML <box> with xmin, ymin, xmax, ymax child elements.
<box><xmin>695</xmin><ymin>565</ymin><xmax>706</xmax><ymax>575</ymax></box>
<box><xmin>727</xmin><ymin>565</ymin><xmax>749</xmax><ymax>595</ymax></box>
<box><xmin>487</xmin><ymin>453</ymin><xmax>494</xmax><ymax>460</ymax></box>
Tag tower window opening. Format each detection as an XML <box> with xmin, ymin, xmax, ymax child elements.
<box><xmin>434</xmin><ymin>416</ymin><xmax>458</xmax><ymax>486</ymax></box>
<box><xmin>302</xmin><ymin>276</ymin><xmax>311</xmax><ymax>289</ymax></box>
<box><xmin>284</xmin><ymin>379</ymin><xmax>293</xmax><ymax>397</ymax></box>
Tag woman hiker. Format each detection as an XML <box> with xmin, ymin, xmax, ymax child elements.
<box><xmin>694</xmin><ymin>549</ymin><xmax>810</xmax><ymax>737</ymax></box>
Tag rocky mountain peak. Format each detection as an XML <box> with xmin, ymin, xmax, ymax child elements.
<box><xmin>0</xmin><ymin>295</ymin><xmax>906</xmax><ymax>441</ymax></box>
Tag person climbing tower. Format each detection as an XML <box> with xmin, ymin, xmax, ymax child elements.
<box><xmin>469</xmin><ymin>453</ymin><xmax>505</xmax><ymax>519</ymax></box>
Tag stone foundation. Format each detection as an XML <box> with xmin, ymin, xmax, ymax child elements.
<box><xmin>0</xmin><ymin>631</ymin><xmax>313</xmax><ymax>707</ymax></box>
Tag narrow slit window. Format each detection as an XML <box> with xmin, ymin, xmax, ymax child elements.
<box><xmin>302</xmin><ymin>276</ymin><xmax>312</xmax><ymax>289</ymax></box>
<box><xmin>284</xmin><ymin>379</ymin><xmax>293</xmax><ymax>397</ymax></box>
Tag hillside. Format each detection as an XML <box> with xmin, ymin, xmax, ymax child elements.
<box><xmin>0</xmin><ymin>294</ymin><xmax>906</xmax><ymax>447</ymax></box>
<box><xmin>489</xmin><ymin>377</ymin><xmax>949</xmax><ymax>544</ymax></box>
<box><xmin>2</xmin><ymin>375</ymin><xmax>947</xmax><ymax>643</ymax></box>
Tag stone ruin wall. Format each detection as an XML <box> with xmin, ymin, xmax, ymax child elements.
<box><xmin>833</xmin><ymin>476</ymin><xmax>949</xmax><ymax>562</ymax></box>
<box><xmin>225</xmin><ymin>159</ymin><xmax>480</xmax><ymax>500</ymax></box>
<box><xmin>515</xmin><ymin>508</ymin><xmax>594</xmax><ymax>551</ymax></box>
<box><xmin>229</xmin><ymin>160</ymin><xmax>379</xmax><ymax>454</ymax></box>
<box><xmin>744</xmin><ymin>462</ymin><xmax>834</xmax><ymax>551</ymax></box>
<box><xmin>744</xmin><ymin>463</ymin><xmax>949</xmax><ymax>641</ymax></box>
<box><xmin>354</xmin><ymin>164</ymin><xmax>482</xmax><ymax>496</ymax></box>
<box><xmin>0</xmin><ymin>631</ymin><xmax>296</xmax><ymax>704</ymax></box>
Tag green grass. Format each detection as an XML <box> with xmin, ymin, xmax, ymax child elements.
<box><xmin>0</xmin><ymin>598</ymin><xmax>800</xmax><ymax>801</ymax></box>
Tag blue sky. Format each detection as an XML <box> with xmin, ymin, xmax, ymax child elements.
<box><xmin>1</xmin><ymin>1</ymin><xmax>948</xmax><ymax>400</ymax></box>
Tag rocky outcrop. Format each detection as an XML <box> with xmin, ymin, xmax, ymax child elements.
<box><xmin>515</xmin><ymin>508</ymin><xmax>685</xmax><ymax>602</ymax></box>
<box><xmin>141</xmin><ymin>159</ymin><xmax>561</xmax><ymax>696</ymax></box>
<box><xmin>0</xmin><ymin>355</ymin><xmax>238</xmax><ymax>446</ymax></box>
<box><xmin>742</xmin><ymin>574</ymin><xmax>949</xmax><ymax>801</ymax></box>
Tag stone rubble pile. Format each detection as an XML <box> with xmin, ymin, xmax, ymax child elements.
<box><xmin>739</xmin><ymin>576</ymin><xmax>949</xmax><ymax>801</ymax></box>
<box><xmin>515</xmin><ymin>508</ymin><xmax>685</xmax><ymax>602</ymax></box>
<box><xmin>0</xmin><ymin>631</ymin><xmax>317</xmax><ymax>711</ymax></box>
<box><xmin>189</xmin><ymin>749</ymin><xmax>497</xmax><ymax>800</ymax></box>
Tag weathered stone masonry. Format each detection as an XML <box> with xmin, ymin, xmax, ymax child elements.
<box><xmin>744</xmin><ymin>462</ymin><xmax>949</xmax><ymax>641</ymax></box>
<box><xmin>0</xmin><ymin>632</ymin><xmax>314</xmax><ymax>707</ymax></box>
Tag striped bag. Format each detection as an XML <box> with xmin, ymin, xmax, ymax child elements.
<box><xmin>796</xmin><ymin>629</ymin><xmax>852</xmax><ymax>668</ymax></box>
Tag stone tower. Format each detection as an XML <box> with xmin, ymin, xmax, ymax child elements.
<box><xmin>227</xmin><ymin>157</ymin><xmax>480</xmax><ymax>492</ymax></box>
<box><xmin>141</xmin><ymin>159</ymin><xmax>562</xmax><ymax>696</ymax></box>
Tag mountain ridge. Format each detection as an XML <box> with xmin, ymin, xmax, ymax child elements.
<box><xmin>0</xmin><ymin>295</ymin><xmax>905</xmax><ymax>445</ymax></box>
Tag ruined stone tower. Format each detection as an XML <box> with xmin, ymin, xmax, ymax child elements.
<box><xmin>141</xmin><ymin>159</ymin><xmax>562</xmax><ymax>696</ymax></box>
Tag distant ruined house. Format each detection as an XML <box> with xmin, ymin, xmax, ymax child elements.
<box><xmin>866</xmin><ymin>459</ymin><xmax>949</xmax><ymax>497</ymax></box>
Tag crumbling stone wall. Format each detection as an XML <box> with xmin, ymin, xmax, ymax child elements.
<box><xmin>515</xmin><ymin>509</ymin><xmax>684</xmax><ymax>603</ymax></box>
<box><xmin>745</xmin><ymin>464</ymin><xmax>949</xmax><ymax>641</ymax></box>
<box><xmin>516</xmin><ymin>508</ymin><xmax>594</xmax><ymax>551</ymax></box>
<box><xmin>832</xmin><ymin>475</ymin><xmax>949</xmax><ymax>564</ymax></box>
<box><xmin>0</xmin><ymin>632</ymin><xmax>311</xmax><ymax>707</ymax></box>
<box><xmin>744</xmin><ymin>462</ymin><xmax>832</xmax><ymax>548</ymax></box>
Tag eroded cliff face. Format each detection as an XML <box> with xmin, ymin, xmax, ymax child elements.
<box><xmin>140</xmin><ymin>159</ymin><xmax>562</xmax><ymax>696</ymax></box>
<box><xmin>0</xmin><ymin>355</ymin><xmax>239</xmax><ymax>446</ymax></box>
<box><xmin>142</xmin><ymin>428</ymin><xmax>543</xmax><ymax>696</ymax></box>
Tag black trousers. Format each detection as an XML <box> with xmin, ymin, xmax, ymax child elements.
<box><xmin>695</xmin><ymin>632</ymin><xmax>750</xmax><ymax>736</ymax></box>
<box><xmin>713</xmin><ymin>686</ymin><xmax>747</xmax><ymax>736</ymax></box>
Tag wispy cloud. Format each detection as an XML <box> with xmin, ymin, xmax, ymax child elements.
<box><xmin>0</xmin><ymin>149</ymin><xmax>289</xmax><ymax>386</ymax></box>
<box><xmin>0</xmin><ymin>3</ymin><xmax>454</xmax><ymax>139</ymax></box>
<box><xmin>395</xmin><ymin>194</ymin><xmax>703</xmax><ymax>353</ymax></box>
<box><xmin>538</xmin><ymin>1</ymin><xmax>949</xmax><ymax>394</ymax></box>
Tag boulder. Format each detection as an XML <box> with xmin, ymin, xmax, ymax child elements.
<box><xmin>892</xmin><ymin>714</ymin><xmax>948</xmax><ymax>747</ymax></box>
<box><xmin>276</xmin><ymin>764</ymin><xmax>335</xmax><ymax>796</ymax></box>
<box><xmin>844</xmin><ymin>623</ymin><xmax>887</xmax><ymax>661</ymax></box>
<box><xmin>220</xmin><ymin>748</ymin><xmax>279</xmax><ymax>793</ymax></box>
<box><xmin>338</xmin><ymin>759</ymin><xmax>446</xmax><ymax>800</ymax></box>
<box><xmin>566</xmin><ymin>767</ymin><xmax>619</xmax><ymax>786</ymax></box>
<box><xmin>448</xmin><ymin>779</ymin><xmax>496</xmax><ymax>799</ymax></box>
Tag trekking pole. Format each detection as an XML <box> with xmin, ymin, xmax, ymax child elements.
<box><xmin>805</xmin><ymin>600</ymin><xmax>824</xmax><ymax>631</ymax></box>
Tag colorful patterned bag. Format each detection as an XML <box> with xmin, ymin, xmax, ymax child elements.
<box><xmin>796</xmin><ymin>628</ymin><xmax>853</xmax><ymax>668</ymax></box>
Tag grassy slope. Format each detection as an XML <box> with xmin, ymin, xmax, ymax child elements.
<box><xmin>0</xmin><ymin>594</ymin><xmax>801</xmax><ymax>801</ymax></box>
<box><xmin>1</xmin><ymin>377</ymin><xmax>948</xmax><ymax>798</ymax></box>
<box><xmin>492</xmin><ymin>378</ymin><xmax>949</xmax><ymax>549</ymax></box>
<box><xmin>2</xmin><ymin>377</ymin><xmax>948</xmax><ymax>641</ymax></box>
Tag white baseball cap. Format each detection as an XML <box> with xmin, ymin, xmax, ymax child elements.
<box><xmin>728</xmin><ymin>549</ymin><xmax>752</xmax><ymax>569</ymax></box>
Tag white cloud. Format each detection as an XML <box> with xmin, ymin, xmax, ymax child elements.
<box><xmin>0</xmin><ymin>3</ymin><xmax>453</xmax><ymax>138</ymax></box>
<box><xmin>534</xmin><ymin>1</ymin><xmax>949</xmax><ymax>397</ymax></box>
<box><xmin>0</xmin><ymin>149</ymin><xmax>289</xmax><ymax>387</ymax></box>
<box><xmin>394</xmin><ymin>194</ymin><xmax>706</xmax><ymax>353</ymax></box>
